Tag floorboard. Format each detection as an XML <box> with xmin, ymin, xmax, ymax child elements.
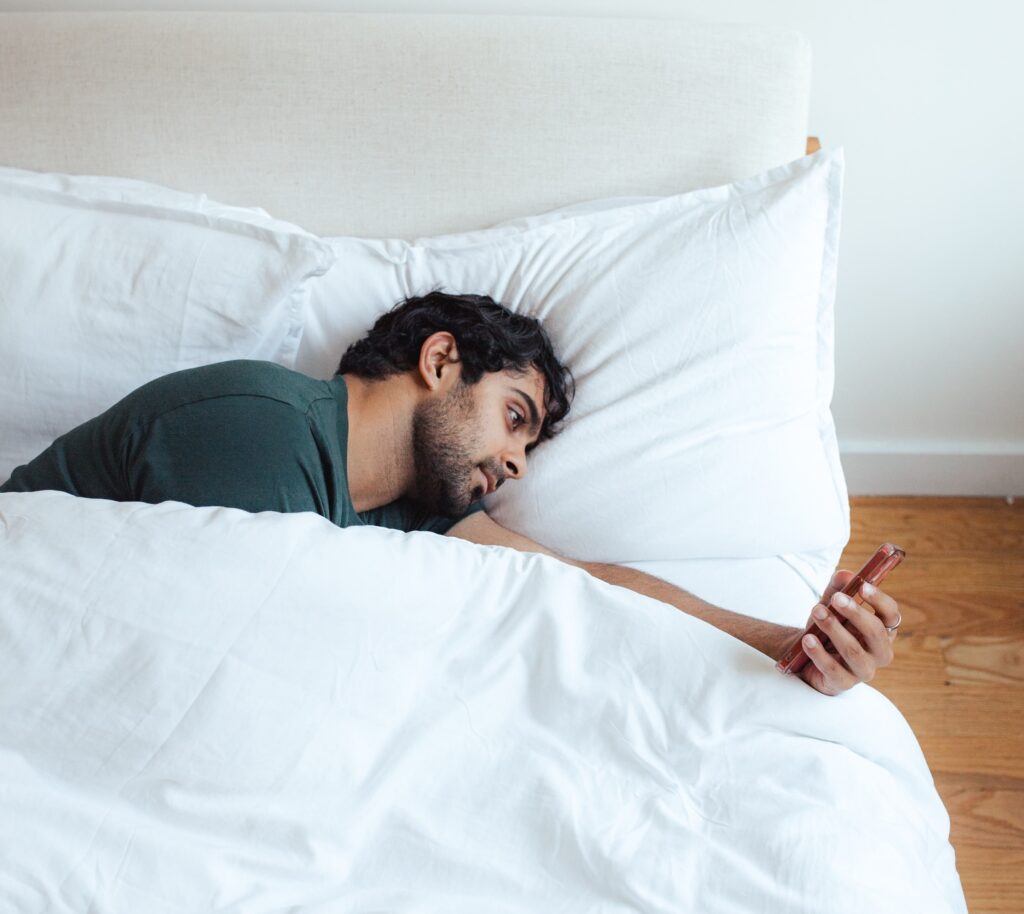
<box><xmin>842</xmin><ymin>496</ymin><xmax>1023</xmax><ymax>914</ymax></box>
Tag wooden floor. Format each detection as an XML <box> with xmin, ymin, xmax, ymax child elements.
<box><xmin>842</xmin><ymin>497</ymin><xmax>1023</xmax><ymax>914</ymax></box>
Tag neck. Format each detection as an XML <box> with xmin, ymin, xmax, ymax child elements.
<box><xmin>341</xmin><ymin>373</ymin><xmax>418</xmax><ymax>513</ymax></box>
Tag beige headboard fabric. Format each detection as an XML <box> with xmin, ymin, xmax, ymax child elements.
<box><xmin>0</xmin><ymin>12</ymin><xmax>811</xmax><ymax>238</ymax></box>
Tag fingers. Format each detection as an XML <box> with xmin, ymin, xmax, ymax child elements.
<box><xmin>808</xmin><ymin>574</ymin><xmax>902</xmax><ymax>635</ymax></box>
<box><xmin>835</xmin><ymin>592</ymin><xmax>895</xmax><ymax>664</ymax></box>
<box><xmin>796</xmin><ymin>569</ymin><xmax>902</xmax><ymax>696</ymax></box>
<box><xmin>818</xmin><ymin>569</ymin><xmax>855</xmax><ymax>610</ymax></box>
<box><xmin>799</xmin><ymin>631</ymin><xmax>856</xmax><ymax>696</ymax></box>
<box><xmin>805</xmin><ymin>570</ymin><xmax>846</xmax><ymax>628</ymax></box>
<box><xmin>810</xmin><ymin>596</ymin><xmax>882</xmax><ymax>682</ymax></box>
<box><xmin>857</xmin><ymin>581</ymin><xmax>901</xmax><ymax>631</ymax></box>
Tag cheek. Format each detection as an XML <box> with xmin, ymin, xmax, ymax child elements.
<box><xmin>477</xmin><ymin>418</ymin><xmax>510</xmax><ymax>456</ymax></box>
<box><xmin>460</xmin><ymin>402</ymin><xmax>494</xmax><ymax>446</ymax></box>
<box><xmin>461</xmin><ymin>393</ymin><xmax>506</xmax><ymax>459</ymax></box>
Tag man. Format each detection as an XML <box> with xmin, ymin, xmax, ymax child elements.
<box><xmin>1</xmin><ymin>292</ymin><xmax>900</xmax><ymax>696</ymax></box>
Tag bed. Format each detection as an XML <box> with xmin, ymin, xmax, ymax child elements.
<box><xmin>0</xmin><ymin>12</ymin><xmax>967</xmax><ymax>913</ymax></box>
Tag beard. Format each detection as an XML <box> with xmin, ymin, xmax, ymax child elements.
<box><xmin>410</xmin><ymin>381</ymin><xmax>492</xmax><ymax>516</ymax></box>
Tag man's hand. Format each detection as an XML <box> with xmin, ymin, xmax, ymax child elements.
<box><xmin>791</xmin><ymin>569</ymin><xmax>901</xmax><ymax>696</ymax></box>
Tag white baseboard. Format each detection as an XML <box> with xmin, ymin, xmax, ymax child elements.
<box><xmin>838</xmin><ymin>448</ymin><xmax>1024</xmax><ymax>497</ymax></box>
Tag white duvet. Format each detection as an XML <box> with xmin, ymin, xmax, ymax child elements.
<box><xmin>0</xmin><ymin>492</ymin><xmax>966</xmax><ymax>913</ymax></box>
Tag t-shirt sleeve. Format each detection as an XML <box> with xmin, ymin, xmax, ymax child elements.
<box><xmin>0</xmin><ymin>411</ymin><xmax>116</xmax><ymax>496</ymax></box>
<box><xmin>124</xmin><ymin>397</ymin><xmax>327</xmax><ymax>516</ymax></box>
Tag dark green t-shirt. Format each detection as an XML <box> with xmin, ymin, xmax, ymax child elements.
<box><xmin>0</xmin><ymin>360</ymin><xmax>484</xmax><ymax>535</ymax></box>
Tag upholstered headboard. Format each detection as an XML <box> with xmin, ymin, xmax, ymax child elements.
<box><xmin>0</xmin><ymin>12</ymin><xmax>810</xmax><ymax>237</ymax></box>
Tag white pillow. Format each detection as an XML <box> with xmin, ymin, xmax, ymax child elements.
<box><xmin>302</xmin><ymin>151</ymin><xmax>850</xmax><ymax>564</ymax></box>
<box><xmin>0</xmin><ymin>165</ymin><xmax>300</xmax><ymax>233</ymax></box>
<box><xmin>0</xmin><ymin>168</ymin><xmax>335</xmax><ymax>483</ymax></box>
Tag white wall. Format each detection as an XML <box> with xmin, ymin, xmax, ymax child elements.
<box><xmin>4</xmin><ymin>0</ymin><xmax>1022</xmax><ymax>495</ymax></box>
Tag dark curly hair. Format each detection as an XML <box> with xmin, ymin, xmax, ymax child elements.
<box><xmin>337</xmin><ymin>291</ymin><xmax>574</xmax><ymax>443</ymax></box>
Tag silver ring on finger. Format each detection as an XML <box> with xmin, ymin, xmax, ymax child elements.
<box><xmin>886</xmin><ymin>613</ymin><xmax>902</xmax><ymax>634</ymax></box>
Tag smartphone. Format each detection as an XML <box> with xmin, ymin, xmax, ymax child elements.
<box><xmin>775</xmin><ymin>542</ymin><xmax>906</xmax><ymax>675</ymax></box>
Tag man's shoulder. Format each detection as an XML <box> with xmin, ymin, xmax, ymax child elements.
<box><xmin>129</xmin><ymin>360</ymin><xmax>333</xmax><ymax>419</ymax></box>
<box><xmin>174</xmin><ymin>359</ymin><xmax>313</xmax><ymax>395</ymax></box>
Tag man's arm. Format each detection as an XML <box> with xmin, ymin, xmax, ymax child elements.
<box><xmin>446</xmin><ymin>512</ymin><xmax>797</xmax><ymax>656</ymax></box>
<box><xmin>446</xmin><ymin>511</ymin><xmax>900</xmax><ymax>695</ymax></box>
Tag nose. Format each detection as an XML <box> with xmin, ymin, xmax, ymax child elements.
<box><xmin>501</xmin><ymin>444</ymin><xmax>528</xmax><ymax>481</ymax></box>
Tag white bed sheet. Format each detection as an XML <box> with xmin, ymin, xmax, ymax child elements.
<box><xmin>0</xmin><ymin>492</ymin><xmax>966</xmax><ymax>913</ymax></box>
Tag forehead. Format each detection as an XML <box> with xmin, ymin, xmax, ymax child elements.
<box><xmin>492</xmin><ymin>366</ymin><xmax>544</xmax><ymax>400</ymax></box>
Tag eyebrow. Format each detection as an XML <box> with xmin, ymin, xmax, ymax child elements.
<box><xmin>512</xmin><ymin>387</ymin><xmax>543</xmax><ymax>445</ymax></box>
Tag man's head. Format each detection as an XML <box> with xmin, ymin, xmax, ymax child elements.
<box><xmin>337</xmin><ymin>291</ymin><xmax>574</xmax><ymax>515</ymax></box>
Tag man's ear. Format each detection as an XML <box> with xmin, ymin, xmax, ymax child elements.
<box><xmin>418</xmin><ymin>331</ymin><xmax>461</xmax><ymax>391</ymax></box>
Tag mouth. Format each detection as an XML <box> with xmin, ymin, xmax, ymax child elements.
<box><xmin>480</xmin><ymin>468</ymin><xmax>496</xmax><ymax>496</ymax></box>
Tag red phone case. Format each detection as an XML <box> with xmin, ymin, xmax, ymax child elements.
<box><xmin>776</xmin><ymin>542</ymin><xmax>906</xmax><ymax>675</ymax></box>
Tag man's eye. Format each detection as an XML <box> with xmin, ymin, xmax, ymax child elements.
<box><xmin>509</xmin><ymin>407</ymin><xmax>523</xmax><ymax>429</ymax></box>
